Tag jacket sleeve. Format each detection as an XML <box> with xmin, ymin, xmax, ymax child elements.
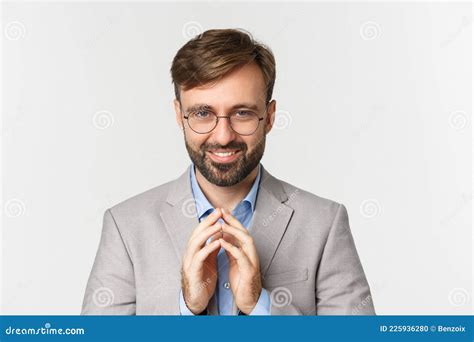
<box><xmin>81</xmin><ymin>209</ymin><xmax>136</xmax><ymax>315</ymax></box>
<box><xmin>315</xmin><ymin>203</ymin><xmax>375</xmax><ymax>315</ymax></box>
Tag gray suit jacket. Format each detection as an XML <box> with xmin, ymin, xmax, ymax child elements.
<box><xmin>81</xmin><ymin>164</ymin><xmax>375</xmax><ymax>315</ymax></box>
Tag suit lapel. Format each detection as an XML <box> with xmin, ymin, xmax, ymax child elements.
<box><xmin>160</xmin><ymin>165</ymin><xmax>199</xmax><ymax>263</ymax></box>
<box><xmin>249</xmin><ymin>165</ymin><xmax>294</xmax><ymax>277</ymax></box>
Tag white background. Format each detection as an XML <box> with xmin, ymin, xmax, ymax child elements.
<box><xmin>1</xmin><ymin>1</ymin><xmax>472</xmax><ymax>314</ymax></box>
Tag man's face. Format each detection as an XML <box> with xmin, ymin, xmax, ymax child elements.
<box><xmin>174</xmin><ymin>62</ymin><xmax>276</xmax><ymax>187</ymax></box>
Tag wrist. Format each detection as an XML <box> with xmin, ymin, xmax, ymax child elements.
<box><xmin>242</xmin><ymin>288</ymin><xmax>271</xmax><ymax>316</ymax></box>
<box><xmin>182</xmin><ymin>290</ymin><xmax>208</xmax><ymax>314</ymax></box>
<box><xmin>238</xmin><ymin>305</ymin><xmax>255</xmax><ymax>315</ymax></box>
<box><xmin>238</xmin><ymin>274</ymin><xmax>263</xmax><ymax>314</ymax></box>
<box><xmin>237</xmin><ymin>297</ymin><xmax>259</xmax><ymax>315</ymax></box>
<box><xmin>183</xmin><ymin>296</ymin><xmax>207</xmax><ymax>315</ymax></box>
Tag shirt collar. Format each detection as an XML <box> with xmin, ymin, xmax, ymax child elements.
<box><xmin>189</xmin><ymin>163</ymin><xmax>262</xmax><ymax>219</ymax></box>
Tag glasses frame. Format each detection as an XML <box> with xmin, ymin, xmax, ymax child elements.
<box><xmin>183</xmin><ymin>103</ymin><xmax>268</xmax><ymax>136</ymax></box>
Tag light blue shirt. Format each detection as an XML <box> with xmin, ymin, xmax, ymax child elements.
<box><xmin>179</xmin><ymin>163</ymin><xmax>270</xmax><ymax>315</ymax></box>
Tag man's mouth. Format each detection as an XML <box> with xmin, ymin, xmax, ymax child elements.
<box><xmin>206</xmin><ymin>149</ymin><xmax>241</xmax><ymax>163</ymax></box>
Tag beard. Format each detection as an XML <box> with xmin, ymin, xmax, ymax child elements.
<box><xmin>185</xmin><ymin>135</ymin><xmax>265</xmax><ymax>187</ymax></box>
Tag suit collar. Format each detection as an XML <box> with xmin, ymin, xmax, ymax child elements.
<box><xmin>165</xmin><ymin>164</ymin><xmax>194</xmax><ymax>206</ymax></box>
<box><xmin>165</xmin><ymin>163</ymin><xmax>288</xmax><ymax>206</ymax></box>
<box><xmin>189</xmin><ymin>163</ymin><xmax>263</xmax><ymax>219</ymax></box>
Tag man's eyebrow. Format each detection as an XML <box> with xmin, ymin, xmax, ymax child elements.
<box><xmin>185</xmin><ymin>103</ymin><xmax>260</xmax><ymax>114</ymax></box>
<box><xmin>231</xmin><ymin>103</ymin><xmax>260</xmax><ymax>111</ymax></box>
<box><xmin>185</xmin><ymin>104</ymin><xmax>211</xmax><ymax>114</ymax></box>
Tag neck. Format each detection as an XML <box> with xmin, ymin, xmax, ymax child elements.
<box><xmin>195</xmin><ymin>165</ymin><xmax>259</xmax><ymax>213</ymax></box>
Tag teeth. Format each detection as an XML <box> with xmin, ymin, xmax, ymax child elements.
<box><xmin>212</xmin><ymin>151</ymin><xmax>236</xmax><ymax>157</ymax></box>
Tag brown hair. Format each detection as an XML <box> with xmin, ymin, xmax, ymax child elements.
<box><xmin>170</xmin><ymin>28</ymin><xmax>276</xmax><ymax>105</ymax></box>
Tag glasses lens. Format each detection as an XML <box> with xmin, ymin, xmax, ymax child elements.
<box><xmin>230</xmin><ymin>111</ymin><xmax>260</xmax><ymax>135</ymax></box>
<box><xmin>187</xmin><ymin>110</ymin><xmax>260</xmax><ymax>135</ymax></box>
<box><xmin>188</xmin><ymin>111</ymin><xmax>216</xmax><ymax>133</ymax></box>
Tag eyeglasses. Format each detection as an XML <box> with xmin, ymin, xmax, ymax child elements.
<box><xmin>183</xmin><ymin>107</ymin><xmax>266</xmax><ymax>136</ymax></box>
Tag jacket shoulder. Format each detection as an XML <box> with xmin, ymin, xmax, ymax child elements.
<box><xmin>108</xmin><ymin>180</ymin><xmax>174</xmax><ymax>218</ymax></box>
<box><xmin>273</xmin><ymin>178</ymin><xmax>350</xmax><ymax>239</ymax></box>
<box><xmin>276</xmin><ymin>177</ymin><xmax>343</xmax><ymax>216</ymax></box>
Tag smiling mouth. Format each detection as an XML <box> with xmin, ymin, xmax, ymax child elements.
<box><xmin>209</xmin><ymin>150</ymin><xmax>239</xmax><ymax>157</ymax></box>
<box><xmin>206</xmin><ymin>150</ymin><xmax>241</xmax><ymax>163</ymax></box>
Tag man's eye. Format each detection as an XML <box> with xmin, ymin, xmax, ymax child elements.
<box><xmin>195</xmin><ymin>111</ymin><xmax>210</xmax><ymax>119</ymax></box>
<box><xmin>235</xmin><ymin>111</ymin><xmax>251</xmax><ymax>117</ymax></box>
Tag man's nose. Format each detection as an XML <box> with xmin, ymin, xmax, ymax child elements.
<box><xmin>211</xmin><ymin>116</ymin><xmax>237</xmax><ymax>145</ymax></box>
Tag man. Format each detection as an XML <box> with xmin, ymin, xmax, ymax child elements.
<box><xmin>81</xmin><ymin>28</ymin><xmax>375</xmax><ymax>315</ymax></box>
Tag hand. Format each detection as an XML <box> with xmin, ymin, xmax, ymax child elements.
<box><xmin>181</xmin><ymin>208</ymin><xmax>224</xmax><ymax>314</ymax></box>
<box><xmin>219</xmin><ymin>208</ymin><xmax>262</xmax><ymax>315</ymax></box>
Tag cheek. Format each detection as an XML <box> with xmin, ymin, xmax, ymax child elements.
<box><xmin>185</xmin><ymin>131</ymin><xmax>208</xmax><ymax>148</ymax></box>
<box><xmin>245</xmin><ymin>134</ymin><xmax>264</xmax><ymax>151</ymax></box>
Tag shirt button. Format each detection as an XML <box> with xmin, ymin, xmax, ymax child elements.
<box><xmin>223</xmin><ymin>282</ymin><xmax>230</xmax><ymax>289</ymax></box>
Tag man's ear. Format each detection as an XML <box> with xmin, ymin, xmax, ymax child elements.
<box><xmin>173</xmin><ymin>99</ymin><xmax>184</xmax><ymax>130</ymax></box>
<box><xmin>264</xmin><ymin>99</ymin><xmax>276</xmax><ymax>134</ymax></box>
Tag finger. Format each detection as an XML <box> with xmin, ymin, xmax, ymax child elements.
<box><xmin>221</xmin><ymin>231</ymin><xmax>239</xmax><ymax>247</ymax></box>
<box><xmin>222</xmin><ymin>222</ymin><xmax>258</xmax><ymax>264</ymax></box>
<box><xmin>188</xmin><ymin>222</ymin><xmax>222</xmax><ymax>257</ymax></box>
<box><xmin>209</xmin><ymin>229</ymin><xmax>224</xmax><ymax>243</ymax></box>
<box><xmin>221</xmin><ymin>222</ymin><xmax>250</xmax><ymax>245</ymax></box>
<box><xmin>221</xmin><ymin>208</ymin><xmax>246</xmax><ymax>232</ymax></box>
<box><xmin>190</xmin><ymin>208</ymin><xmax>222</xmax><ymax>239</ymax></box>
<box><xmin>219</xmin><ymin>238</ymin><xmax>252</xmax><ymax>269</ymax></box>
<box><xmin>194</xmin><ymin>239</ymin><xmax>222</xmax><ymax>265</ymax></box>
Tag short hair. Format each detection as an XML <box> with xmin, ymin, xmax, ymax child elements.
<box><xmin>170</xmin><ymin>28</ymin><xmax>276</xmax><ymax>105</ymax></box>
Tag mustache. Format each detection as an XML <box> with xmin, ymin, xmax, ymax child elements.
<box><xmin>200</xmin><ymin>142</ymin><xmax>247</xmax><ymax>152</ymax></box>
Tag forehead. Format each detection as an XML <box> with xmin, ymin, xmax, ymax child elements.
<box><xmin>180</xmin><ymin>62</ymin><xmax>267</xmax><ymax>111</ymax></box>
